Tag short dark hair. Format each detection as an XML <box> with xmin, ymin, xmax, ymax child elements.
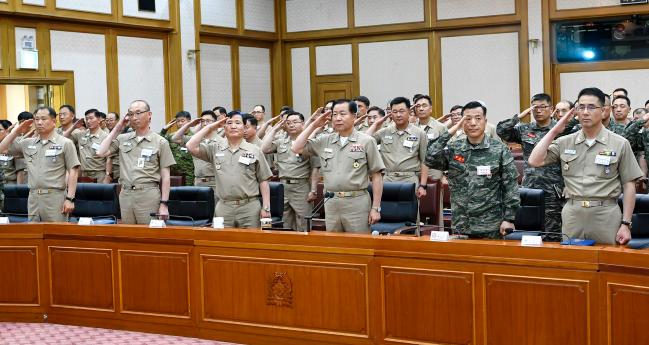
<box><xmin>17</xmin><ymin>111</ymin><xmax>33</xmax><ymax>121</ymax></box>
<box><xmin>367</xmin><ymin>106</ymin><xmax>385</xmax><ymax>117</ymax></box>
<box><xmin>633</xmin><ymin>108</ymin><xmax>648</xmax><ymax>116</ymax></box>
<box><xmin>645</xmin><ymin>99</ymin><xmax>649</xmax><ymax>107</ymax></box>
<box><xmin>285</xmin><ymin>111</ymin><xmax>305</xmax><ymax>122</ymax></box>
<box><xmin>352</xmin><ymin>96</ymin><xmax>370</xmax><ymax>107</ymax></box>
<box><xmin>461</xmin><ymin>101</ymin><xmax>487</xmax><ymax>117</ymax></box>
<box><xmin>0</xmin><ymin>120</ymin><xmax>12</xmax><ymax>130</ymax></box>
<box><xmin>413</xmin><ymin>94</ymin><xmax>432</xmax><ymax>105</ymax></box>
<box><xmin>242</xmin><ymin>113</ymin><xmax>258</xmax><ymax>127</ymax></box>
<box><xmin>332</xmin><ymin>99</ymin><xmax>357</xmax><ymax>114</ymax></box>
<box><xmin>577</xmin><ymin>87</ymin><xmax>606</xmax><ymax>107</ymax></box>
<box><xmin>280</xmin><ymin>105</ymin><xmax>293</xmax><ymax>113</ymax></box>
<box><xmin>175</xmin><ymin>111</ymin><xmax>191</xmax><ymax>120</ymax></box>
<box><xmin>34</xmin><ymin>106</ymin><xmax>57</xmax><ymax>119</ymax></box>
<box><xmin>531</xmin><ymin>93</ymin><xmax>552</xmax><ymax>104</ymax></box>
<box><xmin>212</xmin><ymin>106</ymin><xmax>227</xmax><ymax>115</ymax></box>
<box><xmin>200</xmin><ymin>110</ymin><xmax>217</xmax><ymax>120</ymax></box>
<box><xmin>84</xmin><ymin>108</ymin><xmax>99</xmax><ymax>117</ymax></box>
<box><xmin>108</xmin><ymin>112</ymin><xmax>119</xmax><ymax>120</ymax></box>
<box><xmin>390</xmin><ymin>97</ymin><xmax>411</xmax><ymax>109</ymax></box>
<box><xmin>253</xmin><ymin>104</ymin><xmax>265</xmax><ymax>112</ymax></box>
<box><xmin>613</xmin><ymin>95</ymin><xmax>631</xmax><ymax>107</ymax></box>
<box><xmin>226</xmin><ymin>111</ymin><xmax>242</xmax><ymax>119</ymax></box>
<box><xmin>412</xmin><ymin>94</ymin><xmax>423</xmax><ymax>102</ymax></box>
<box><xmin>613</xmin><ymin>87</ymin><xmax>628</xmax><ymax>96</ymax></box>
<box><xmin>559</xmin><ymin>100</ymin><xmax>574</xmax><ymax>109</ymax></box>
<box><xmin>60</xmin><ymin>104</ymin><xmax>75</xmax><ymax>114</ymax></box>
<box><xmin>96</xmin><ymin>111</ymin><xmax>106</xmax><ymax>120</ymax></box>
<box><xmin>450</xmin><ymin>105</ymin><xmax>463</xmax><ymax>113</ymax></box>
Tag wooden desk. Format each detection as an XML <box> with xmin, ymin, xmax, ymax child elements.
<box><xmin>0</xmin><ymin>223</ymin><xmax>646</xmax><ymax>345</ymax></box>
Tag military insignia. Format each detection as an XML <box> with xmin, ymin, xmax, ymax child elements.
<box><xmin>353</xmin><ymin>161</ymin><xmax>360</xmax><ymax>168</ymax></box>
<box><xmin>597</xmin><ymin>150</ymin><xmax>617</xmax><ymax>157</ymax></box>
<box><xmin>564</xmin><ymin>164</ymin><xmax>569</xmax><ymax>170</ymax></box>
<box><xmin>407</xmin><ymin>136</ymin><xmax>418</xmax><ymax>141</ymax></box>
<box><xmin>526</xmin><ymin>132</ymin><xmax>536</xmax><ymax>138</ymax></box>
<box><xmin>267</xmin><ymin>272</ymin><xmax>293</xmax><ymax>308</ymax></box>
<box><xmin>350</xmin><ymin>144</ymin><xmax>364</xmax><ymax>153</ymax></box>
<box><xmin>453</xmin><ymin>154</ymin><xmax>465</xmax><ymax>163</ymax></box>
<box><xmin>295</xmin><ymin>154</ymin><xmax>303</xmax><ymax>162</ymax></box>
<box><xmin>242</xmin><ymin>152</ymin><xmax>256</xmax><ymax>159</ymax></box>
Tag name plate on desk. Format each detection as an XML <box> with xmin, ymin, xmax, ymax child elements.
<box><xmin>212</xmin><ymin>217</ymin><xmax>224</xmax><ymax>229</ymax></box>
<box><xmin>521</xmin><ymin>235</ymin><xmax>543</xmax><ymax>247</ymax></box>
<box><xmin>430</xmin><ymin>231</ymin><xmax>450</xmax><ymax>242</ymax></box>
<box><xmin>78</xmin><ymin>217</ymin><xmax>94</xmax><ymax>225</ymax></box>
<box><xmin>149</xmin><ymin>219</ymin><xmax>166</xmax><ymax>228</ymax></box>
<box><xmin>0</xmin><ymin>217</ymin><xmax>9</xmax><ymax>224</ymax></box>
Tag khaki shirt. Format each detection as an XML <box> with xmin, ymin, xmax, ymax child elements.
<box><xmin>418</xmin><ymin>119</ymin><xmax>447</xmax><ymax>177</ymax></box>
<box><xmin>194</xmin><ymin>140</ymin><xmax>273</xmax><ymax>200</ymax></box>
<box><xmin>183</xmin><ymin>134</ymin><xmax>225</xmax><ymax>178</ymax></box>
<box><xmin>247</xmin><ymin>135</ymin><xmax>275</xmax><ymax>166</ymax></box>
<box><xmin>543</xmin><ymin>128</ymin><xmax>643</xmax><ymax>199</ymax></box>
<box><xmin>0</xmin><ymin>140</ymin><xmax>24</xmax><ymax>182</ymax></box>
<box><xmin>268</xmin><ymin>137</ymin><xmax>320</xmax><ymax>179</ymax></box>
<box><xmin>304</xmin><ymin>129</ymin><xmax>385</xmax><ymax>192</ymax></box>
<box><xmin>107</xmin><ymin>130</ymin><xmax>176</xmax><ymax>186</ymax></box>
<box><xmin>14</xmin><ymin>133</ymin><xmax>80</xmax><ymax>190</ymax></box>
<box><xmin>373</xmin><ymin>123</ymin><xmax>428</xmax><ymax>173</ymax></box>
<box><xmin>71</xmin><ymin>129</ymin><xmax>108</xmax><ymax>173</ymax></box>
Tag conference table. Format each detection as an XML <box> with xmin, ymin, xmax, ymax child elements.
<box><xmin>0</xmin><ymin>223</ymin><xmax>647</xmax><ymax>345</ymax></box>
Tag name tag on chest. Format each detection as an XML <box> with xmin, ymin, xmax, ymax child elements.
<box><xmin>595</xmin><ymin>155</ymin><xmax>611</xmax><ymax>166</ymax></box>
<box><xmin>45</xmin><ymin>149</ymin><xmax>58</xmax><ymax>157</ymax></box>
<box><xmin>427</xmin><ymin>133</ymin><xmax>436</xmax><ymax>140</ymax></box>
<box><xmin>477</xmin><ymin>165</ymin><xmax>491</xmax><ymax>176</ymax></box>
<box><xmin>0</xmin><ymin>155</ymin><xmax>12</xmax><ymax>161</ymax></box>
<box><xmin>91</xmin><ymin>143</ymin><xmax>101</xmax><ymax>151</ymax></box>
<box><xmin>140</xmin><ymin>149</ymin><xmax>154</xmax><ymax>157</ymax></box>
<box><xmin>403</xmin><ymin>140</ymin><xmax>414</xmax><ymax>148</ymax></box>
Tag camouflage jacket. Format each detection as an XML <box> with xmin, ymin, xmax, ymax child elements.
<box><xmin>425</xmin><ymin>132</ymin><xmax>520</xmax><ymax>235</ymax></box>
<box><xmin>623</xmin><ymin>119</ymin><xmax>649</xmax><ymax>168</ymax></box>
<box><xmin>160</xmin><ymin>129</ymin><xmax>193</xmax><ymax>185</ymax></box>
<box><xmin>496</xmin><ymin>115</ymin><xmax>564</xmax><ymax>192</ymax></box>
<box><xmin>566</xmin><ymin>117</ymin><xmax>626</xmax><ymax>136</ymax></box>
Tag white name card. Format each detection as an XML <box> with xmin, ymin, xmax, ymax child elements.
<box><xmin>78</xmin><ymin>217</ymin><xmax>94</xmax><ymax>225</ymax></box>
<box><xmin>429</xmin><ymin>231</ymin><xmax>450</xmax><ymax>242</ymax></box>
<box><xmin>149</xmin><ymin>219</ymin><xmax>166</xmax><ymax>228</ymax></box>
<box><xmin>213</xmin><ymin>217</ymin><xmax>224</xmax><ymax>229</ymax></box>
<box><xmin>0</xmin><ymin>217</ymin><xmax>9</xmax><ymax>224</ymax></box>
<box><xmin>521</xmin><ymin>235</ymin><xmax>543</xmax><ymax>247</ymax></box>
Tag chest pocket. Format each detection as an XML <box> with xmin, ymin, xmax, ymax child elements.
<box><xmin>140</xmin><ymin>148</ymin><xmax>159</xmax><ymax>167</ymax></box>
<box><xmin>45</xmin><ymin>149</ymin><xmax>64</xmax><ymax>165</ymax></box>
<box><xmin>24</xmin><ymin>147</ymin><xmax>38</xmax><ymax>163</ymax></box>
<box><xmin>121</xmin><ymin>143</ymin><xmax>134</xmax><ymax>154</ymax></box>
<box><xmin>597</xmin><ymin>156</ymin><xmax>619</xmax><ymax>179</ymax></box>
<box><xmin>560</xmin><ymin>153</ymin><xmax>579</xmax><ymax>176</ymax></box>
<box><xmin>348</xmin><ymin>151</ymin><xmax>367</xmax><ymax>170</ymax></box>
<box><xmin>380</xmin><ymin>136</ymin><xmax>394</xmax><ymax>152</ymax></box>
<box><xmin>447</xmin><ymin>158</ymin><xmax>466</xmax><ymax>180</ymax></box>
<box><xmin>320</xmin><ymin>151</ymin><xmax>334</xmax><ymax>172</ymax></box>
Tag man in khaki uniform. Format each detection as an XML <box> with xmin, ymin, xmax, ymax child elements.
<box><xmin>56</xmin><ymin>105</ymin><xmax>78</xmax><ymax>136</ymax></box>
<box><xmin>0</xmin><ymin>120</ymin><xmax>19</xmax><ymax>185</ymax></box>
<box><xmin>530</xmin><ymin>87</ymin><xmax>643</xmax><ymax>244</ymax></box>
<box><xmin>414</xmin><ymin>95</ymin><xmax>447</xmax><ymax>179</ymax></box>
<box><xmin>262</xmin><ymin>111</ymin><xmax>320</xmax><ymax>231</ymax></box>
<box><xmin>366</xmin><ymin>96</ymin><xmax>429</xmax><ymax>196</ymax></box>
<box><xmin>0</xmin><ymin>107</ymin><xmax>80</xmax><ymax>222</ymax></box>
<box><xmin>172</xmin><ymin>110</ymin><xmax>226</xmax><ymax>203</ymax></box>
<box><xmin>97</xmin><ymin>100</ymin><xmax>175</xmax><ymax>224</ymax></box>
<box><xmin>292</xmin><ymin>99</ymin><xmax>385</xmax><ymax>233</ymax></box>
<box><xmin>187</xmin><ymin>113</ymin><xmax>273</xmax><ymax>228</ymax></box>
<box><xmin>63</xmin><ymin>109</ymin><xmax>112</xmax><ymax>183</ymax></box>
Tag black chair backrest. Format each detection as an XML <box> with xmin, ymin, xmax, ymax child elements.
<box><xmin>268</xmin><ymin>182</ymin><xmax>284</xmax><ymax>219</ymax></box>
<box><xmin>368</xmin><ymin>182</ymin><xmax>417</xmax><ymax>223</ymax></box>
<box><xmin>72</xmin><ymin>183</ymin><xmax>121</xmax><ymax>219</ymax></box>
<box><xmin>515</xmin><ymin>188</ymin><xmax>545</xmax><ymax>231</ymax></box>
<box><xmin>168</xmin><ymin>186</ymin><xmax>215</xmax><ymax>221</ymax></box>
<box><xmin>2</xmin><ymin>184</ymin><xmax>29</xmax><ymax>215</ymax></box>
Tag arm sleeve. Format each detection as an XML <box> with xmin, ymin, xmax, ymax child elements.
<box><xmin>63</xmin><ymin>140</ymin><xmax>81</xmax><ymax>169</ymax></box>
<box><xmin>107</xmin><ymin>136</ymin><xmax>121</xmax><ymax>156</ymax></box>
<box><xmin>541</xmin><ymin>141</ymin><xmax>561</xmax><ymax>166</ymax></box>
<box><xmin>372</xmin><ymin>128</ymin><xmax>385</xmax><ymax>144</ymax></box>
<box><xmin>256</xmin><ymin>150</ymin><xmax>273</xmax><ymax>182</ymax></box>
<box><xmin>418</xmin><ymin>129</ymin><xmax>429</xmax><ymax>162</ymax></box>
<box><xmin>365</xmin><ymin>138</ymin><xmax>385</xmax><ymax>174</ymax></box>
<box><xmin>622</xmin><ymin>120</ymin><xmax>645</xmax><ymax>152</ymax></box>
<box><xmin>158</xmin><ymin>139</ymin><xmax>176</xmax><ymax>169</ymax></box>
<box><xmin>194</xmin><ymin>141</ymin><xmax>214</xmax><ymax>162</ymax></box>
<box><xmin>619</xmin><ymin>140</ymin><xmax>644</xmax><ymax>184</ymax></box>
<box><xmin>424</xmin><ymin>131</ymin><xmax>453</xmax><ymax>171</ymax></box>
<box><xmin>501</xmin><ymin>148</ymin><xmax>520</xmax><ymax>221</ymax></box>
<box><xmin>496</xmin><ymin>114</ymin><xmax>522</xmax><ymax>143</ymax></box>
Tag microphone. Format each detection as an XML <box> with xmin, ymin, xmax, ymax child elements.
<box><xmin>149</xmin><ymin>213</ymin><xmax>196</xmax><ymax>227</ymax></box>
<box><xmin>503</xmin><ymin>228</ymin><xmax>580</xmax><ymax>245</ymax></box>
<box><xmin>304</xmin><ymin>191</ymin><xmax>334</xmax><ymax>232</ymax></box>
<box><xmin>393</xmin><ymin>223</ymin><xmax>467</xmax><ymax>239</ymax></box>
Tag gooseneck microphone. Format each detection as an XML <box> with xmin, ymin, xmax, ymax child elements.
<box><xmin>503</xmin><ymin>228</ymin><xmax>576</xmax><ymax>245</ymax></box>
<box><xmin>304</xmin><ymin>192</ymin><xmax>334</xmax><ymax>232</ymax></box>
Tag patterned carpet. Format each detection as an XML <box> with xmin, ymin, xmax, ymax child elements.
<box><xmin>0</xmin><ymin>323</ymin><xmax>242</xmax><ymax>345</ymax></box>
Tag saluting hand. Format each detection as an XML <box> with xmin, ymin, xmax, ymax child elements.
<box><xmin>13</xmin><ymin>119</ymin><xmax>34</xmax><ymax>135</ymax></box>
<box><xmin>517</xmin><ymin>105</ymin><xmax>536</xmax><ymax>119</ymax></box>
<box><xmin>73</xmin><ymin>119</ymin><xmax>85</xmax><ymax>129</ymax></box>
<box><xmin>164</xmin><ymin>119</ymin><xmax>177</xmax><ymax>131</ymax></box>
<box><xmin>354</xmin><ymin>113</ymin><xmax>368</xmax><ymax>126</ymax></box>
<box><xmin>438</xmin><ymin>113</ymin><xmax>452</xmax><ymax>124</ymax></box>
<box><xmin>448</xmin><ymin>113</ymin><xmax>466</xmax><ymax>136</ymax></box>
<box><xmin>552</xmin><ymin>107</ymin><xmax>575</xmax><ymax>134</ymax></box>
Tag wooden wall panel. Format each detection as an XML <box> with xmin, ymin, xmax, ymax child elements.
<box><xmin>0</xmin><ymin>246</ymin><xmax>39</xmax><ymax>306</ymax></box>
<box><xmin>119</xmin><ymin>250</ymin><xmax>191</xmax><ymax>319</ymax></box>
<box><xmin>382</xmin><ymin>267</ymin><xmax>474</xmax><ymax>345</ymax></box>
<box><xmin>608</xmin><ymin>282</ymin><xmax>649</xmax><ymax>345</ymax></box>
<box><xmin>484</xmin><ymin>274</ymin><xmax>590</xmax><ymax>345</ymax></box>
<box><xmin>49</xmin><ymin>246</ymin><xmax>114</xmax><ymax>311</ymax></box>
<box><xmin>200</xmin><ymin>254</ymin><xmax>369</xmax><ymax>337</ymax></box>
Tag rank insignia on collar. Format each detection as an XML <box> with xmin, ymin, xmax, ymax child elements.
<box><xmin>527</xmin><ymin>132</ymin><xmax>537</xmax><ymax>138</ymax></box>
<box><xmin>350</xmin><ymin>144</ymin><xmax>364</xmax><ymax>153</ymax></box>
<box><xmin>453</xmin><ymin>154</ymin><xmax>465</xmax><ymax>163</ymax></box>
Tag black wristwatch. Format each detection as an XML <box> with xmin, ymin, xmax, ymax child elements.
<box><xmin>621</xmin><ymin>219</ymin><xmax>632</xmax><ymax>227</ymax></box>
<box><xmin>160</xmin><ymin>200</ymin><xmax>169</xmax><ymax>206</ymax></box>
<box><xmin>418</xmin><ymin>184</ymin><xmax>427</xmax><ymax>189</ymax></box>
<box><xmin>65</xmin><ymin>196</ymin><xmax>75</xmax><ymax>203</ymax></box>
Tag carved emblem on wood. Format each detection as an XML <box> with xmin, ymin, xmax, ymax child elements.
<box><xmin>267</xmin><ymin>272</ymin><xmax>293</xmax><ymax>308</ymax></box>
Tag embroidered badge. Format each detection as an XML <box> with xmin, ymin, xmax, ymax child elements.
<box><xmin>453</xmin><ymin>154</ymin><xmax>465</xmax><ymax>163</ymax></box>
<box><xmin>527</xmin><ymin>132</ymin><xmax>536</xmax><ymax>138</ymax></box>
<box><xmin>349</xmin><ymin>144</ymin><xmax>364</xmax><ymax>153</ymax></box>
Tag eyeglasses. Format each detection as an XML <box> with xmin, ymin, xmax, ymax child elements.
<box><xmin>534</xmin><ymin>105</ymin><xmax>550</xmax><ymax>110</ymax></box>
<box><xmin>575</xmin><ymin>105</ymin><xmax>602</xmax><ymax>113</ymax></box>
<box><xmin>201</xmin><ymin>119</ymin><xmax>215</xmax><ymax>124</ymax></box>
<box><xmin>126</xmin><ymin>110</ymin><xmax>149</xmax><ymax>117</ymax></box>
<box><xmin>450</xmin><ymin>112</ymin><xmax>462</xmax><ymax>117</ymax></box>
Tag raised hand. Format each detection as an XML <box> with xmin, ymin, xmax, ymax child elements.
<box><xmin>518</xmin><ymin>105</ymin><xmax>536</xmax><ymax>119</ymax></box>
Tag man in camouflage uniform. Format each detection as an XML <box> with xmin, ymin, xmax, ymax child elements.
<box><xmin>160</xmin><ymin>111</ymin><xmax>195</xmax><ymax>185</ymax></box>
<box><xmin>497</xmin><ymin>93</ymin><xmax>564</xmax><ymax>240</ymax></box>
<box><xmin>623</xmin><ymin>110</ymin><xmax>649</xmax><ymax>176</ymax></box>
<box><xmin>426</xmin><ymin>101</ymin><xmax>520</xmax><ymax>239</ymax></box>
